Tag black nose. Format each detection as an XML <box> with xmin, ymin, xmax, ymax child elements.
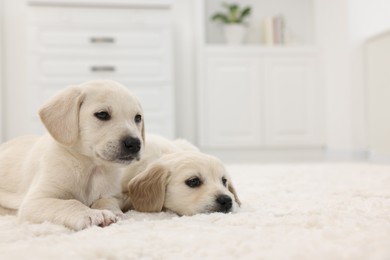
<box><xmin>122</xmin><ymin>137</ymin><xmax>141</xmax><ymax>154</ymax></box>
<box><xmin>216</xmin><ymin>195</ymin><xmax>232</xmax><ymax>213</ymax></box>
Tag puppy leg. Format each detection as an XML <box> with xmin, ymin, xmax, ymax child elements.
<box><xmin>18</xmin><ymin>198</ymin><xmax>117</xmax><ymax>231</ymax></box>
<box><xmin>91</xmin><ymin>197</ymin><xmax>124</xmax><ymax>222</ymax></box>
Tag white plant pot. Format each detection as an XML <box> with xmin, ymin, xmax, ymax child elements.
<box><xmin>223</xmin><ymin>24</ymin><xmax>247</xmax><ymax>45</ymax></box>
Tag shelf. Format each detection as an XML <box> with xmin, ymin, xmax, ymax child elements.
<box><xmin>204</xmin><ymin>0</ymin><xmax>316</xmax><ymax>45</ymax></box>
<box><xmin>203</xmin><ymin>44</ymin><xmax>318</xmax><ymax>54</ymax></box>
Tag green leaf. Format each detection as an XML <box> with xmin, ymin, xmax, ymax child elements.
<box><xmin>229</xmin><ymin>4</ymin><xmax>239</xmax><ymax>22</ymax></box>
<box><xmin>211</xmin><ymin>13</ymin><xmax>230</xmax><ymax>24</ymax></box>
<box><xmin>212</xmin><ymin>3</ymin><xmax>251</xmax><ymax>24</ymax></box>
<box><xmin>237</xmin><ymin>7</ymin><xmax>251</xmax><ymax>23</ymax></box>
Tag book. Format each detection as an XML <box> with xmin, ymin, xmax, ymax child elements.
<box><xmin>262</xmin><ymin>14</ymin><xmax>286</xmax><ymax>45</ymax></box>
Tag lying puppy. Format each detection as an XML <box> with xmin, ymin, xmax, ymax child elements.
<box><xmin>121</xmin><ymin>135</ymin><xmax>240</xmax><ymax>215</ymax></box>
<box><xmin>0</xmin><ymin>80</ymin><xmax>144</xmax><ymax>230</ymax></box>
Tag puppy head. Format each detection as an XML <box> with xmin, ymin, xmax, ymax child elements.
<box><xmin>39</xmin><ymin>80</ymin><xmax>145</xmax><ymax>165</ymax></box>
<box><xmin>128</xmin><ymin>152</ymin><xmax>240</xmax><ymax>215</ymax></box>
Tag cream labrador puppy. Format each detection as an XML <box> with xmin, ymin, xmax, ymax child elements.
<box><xmin>0</xmin><ymin>80</ymin><xmax>144</xmax><ymax>230</ymax></box>
<box><xmin>121</xmin><ymin>135</ymin><xmax>240</xmax><ymax>215</ymax></box>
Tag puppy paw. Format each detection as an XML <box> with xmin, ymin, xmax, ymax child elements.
<box><xmin>114</xmin><ymin>212</ymin><xmax>126</xmax><ymax>221</ymax></box>
<box><xmin>75</xmin><ymin>209</ymin><xmax>117</xmax><ymax>230</ymax></box>
<box><xmin>97</xmin><ymin>210</ymin><xmax>117</xmax><ymax>227</ymax></box>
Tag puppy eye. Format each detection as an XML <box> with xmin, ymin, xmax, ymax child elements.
<box><xmin>185</xmin><ymin>177</ymin><xmax>202</xmax><ymax>188</ymax></box>
<box><xmin>134</xmin><ymin>114</ymin><xmax>142</xmax><ymax>123</ymax></box>
<box><xmin>94</xmin><ymin>111</ymin><xmax>111</xmax><ymax>121</ymax></box>
<box><xmin>222</xmin><ymin>177</ymin><xmax>227</xmax><ymax>187</ymax></box>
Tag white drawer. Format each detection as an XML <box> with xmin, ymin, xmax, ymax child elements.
<box><xmin>39</xmin><ymin>59</ymin><xmax>168</xmax><ymax>81</ymax></box>
<box><xmin>35</xmin><ymin>29</ymin><xmax>167</xmax><ymax>50</ymax></box>
<box><xmin>28</xmin><ymin>8</ymin><xmax>173</xmax><ymax>57</ymax></box>
<box><xmin>28</xmin><ymin>0</ymin><xmax>173</xmax><ymax>9</ymax></box>
<box><xmin>29</xmin><ymin>6</ymin><xmax>172</xmax><ymax>27</ymax></box>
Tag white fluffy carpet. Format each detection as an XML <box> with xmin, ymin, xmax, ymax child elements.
<box><xmin>1</xmin><ymin>162</ymin><xmax>390</xmax><ymax>260</ymax></box>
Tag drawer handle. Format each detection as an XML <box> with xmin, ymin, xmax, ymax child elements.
<box><xmin>90</xmin><ymin>37</ymin><xmax>115</xmax><ymax>44</ymax></box>
<box><xmin>91</xmin><ymin>66</ymin><xmax>116</xmax><ymax>72</ymax></box>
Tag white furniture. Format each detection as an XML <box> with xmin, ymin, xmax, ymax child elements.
<box><xmin>366</xmin><ymin>30</ymin><xmax>390</xmax><ymax>160</ymax></box>
<box><xmin>14</xmin><ymin>1</ymin><xmax>175</xmax><ymax>138</ymax></box>
<box><xmin>196</xmin><ymin>0</ymin><xmax>324</xmax><ymax>152</ymax></box>
<box><xmin>198</xmin><ymin>46</ymin><xmax>323</xmax><ymax>149</ymax></box>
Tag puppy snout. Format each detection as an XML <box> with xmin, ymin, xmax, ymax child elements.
<box><xmin>122</xmin><ymin>137</ymin><xmax>141</xmax><ymax>154</ymax></box>
<box><xmin>216</xmin><ymin>194</ymin><xmax>232</xmax><ymax>213</ymax></box>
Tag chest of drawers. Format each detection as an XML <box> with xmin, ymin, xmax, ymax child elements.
<box><xmin>27</xmin><ymin>4</ymin><xmax>175</xmax><ymax>137</ymax></box>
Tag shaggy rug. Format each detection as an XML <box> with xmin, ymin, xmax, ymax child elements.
<box><xmin>0</xmin><ymin>162</ymin><xmax>389</xmax><ymax>260</ymax></box>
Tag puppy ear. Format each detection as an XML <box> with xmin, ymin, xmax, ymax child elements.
<box><xmin>228</xmin><ymin>181</ymin><xmax>241</xmax><ymax>207</ymax></box>
<box><xmin>127</xmin><ymin>164</ymin><xmax>169</xmax><ymax>212</ymax></box>
<box><xmin>39</xmin><ymin>86</ymin><xmax>84</xmax><ymax>146</ymax></box>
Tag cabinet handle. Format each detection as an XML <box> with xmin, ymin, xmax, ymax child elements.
<box><xmin>90</xmin><ymin>37</ymin><xmax>115</xmax><ymax>44</ymax></box>
<box><xmin>90</xmin><ymin>66</ymin><xmax>116</xmax><ymax>72</ymax></box>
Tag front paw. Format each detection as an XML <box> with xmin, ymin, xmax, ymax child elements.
<box><xmin>76</xmin><ymin>209</ymin><xmax>117</xmax><ymax>230</ymax></box>
<box><xmin>115</xmin><ymin>212</ymin><xmax>126</xmax><ymax>221</ymax></box>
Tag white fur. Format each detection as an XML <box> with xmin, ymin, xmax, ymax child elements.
<box><xmin>0</xmin><ymin>80</ymin><xmax>144</xmax><ymax>230</ymax></box>
<box><xmin>121</xmin><ymin>134</ymin><xmax>240</xmax><ymax>215</ymax></box>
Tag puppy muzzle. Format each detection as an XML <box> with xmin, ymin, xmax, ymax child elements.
<box><xmin>215</xmin><ymin>194</ymin><xmax>233</xmax><ymax>213</ymax></box>
<box><xmin>97</xmin><ymin>137</ymin><xmax>142</xmax><ymax>165</ymax></box>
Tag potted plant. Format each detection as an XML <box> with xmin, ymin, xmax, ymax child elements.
<box><xmin>211</xmin><ymin>3</ymin><xmax>251</xmax><ymax>45</ymax></box>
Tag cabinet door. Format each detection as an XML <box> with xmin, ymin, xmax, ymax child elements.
<box><xmin>199</xmin><ymin>57</ymin><xmax>262</xmax><ymax>148</ymax></box>
<box><xmin>264</xmin><ymin>57</ymin><xmax>323</xmax><ymax>146</ymax></box>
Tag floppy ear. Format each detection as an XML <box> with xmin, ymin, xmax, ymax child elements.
<box><xmin>39</xmin><ymin>86</ymin><xmax>84</xmax><ymax>146</ymax></box>
<box><xmin>228</xmin><ymin>181</ymin><xmax>241</xmax><ymax>207</ymax></box>
<box><xmin>127</xmin><ymin>164</ymin><xmax>169</xmax><ymax>212</ymax></box>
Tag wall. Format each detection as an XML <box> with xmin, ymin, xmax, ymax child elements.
<box><xmin>3</xmin><ymin>0</ymin><xmax>29</xmax><ymax>140</ymax></box>
<box><xmin>366</xmin><ymin>32</ymin><xmax>390</xmax><ymax>159</ymax></box>
<box><xmin>317</xmin><ymin>0</ymin><xmax>390</xmax><ymax>158</ymax></box>
<box><xmin>348</xmin><ymin>0</ymin><xmax>390</xmax><ymax>153</ymax></box>
<box><xmin>171</xmin><ymin>0</ymin><xmax>197</xmax><ymax>143</ymax></box>
<box><xmin>0</xmin><ymin>1</ymin><xmax>4</xmax><ymax>142</ymax></box>
<box><xmin>316</xmin><ymin>0</ymin><xmax>354</xmax><ymax>157</ymax></box>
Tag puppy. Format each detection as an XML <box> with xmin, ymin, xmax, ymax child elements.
<box><xmin>121</xmin><ymin>134</ymin><xmax>240</xmax><ymax>215</ymax></box>
<box><xmin>0</xmin><ymin>80</ymin><xmax>144</xmax><ymax>230</ymax></box>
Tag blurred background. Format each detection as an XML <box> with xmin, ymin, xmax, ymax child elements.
<box><xmin>0</xmin><ymin>0</ymin><xmax>389</xmax><ymax>163</ymax></box>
